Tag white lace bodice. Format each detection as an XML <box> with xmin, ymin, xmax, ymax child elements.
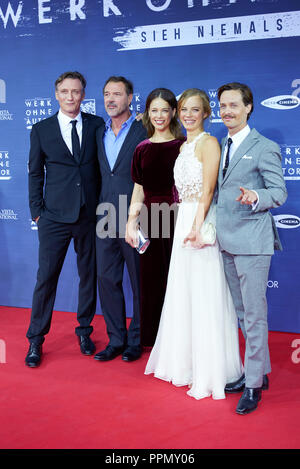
<box><xmin>174</xmin><ymin>132</ymin><xmax>207</xmax><ymax>202</ymax></box>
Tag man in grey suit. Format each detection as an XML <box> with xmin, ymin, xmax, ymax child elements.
<box><xmin>216</xmin><ymin>82</ymin><xmax>287</xmax><ymax>414</ymax></box>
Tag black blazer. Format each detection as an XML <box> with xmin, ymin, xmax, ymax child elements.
<box><xmin>28</xmin><ymin>112</ymin><xmax>104</xmax><ymax>223</ymax></box>
<box><xmin>96</xmin><ymin>119</ymin><xmax>147</xmax><ymax>214</ymax></box>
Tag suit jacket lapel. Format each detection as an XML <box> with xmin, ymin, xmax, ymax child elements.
<box><xmin>218</xmin><ymin>137</ymin><xmax>226</xmax><ymax>187</ymax></box>
<box><xmin>221</xmin><ymin>128</ymin><xmax>259</xmax><ymax>184</ymax></box>
<box><xmin>112</xmin><ymin>120</ymin><xmax>139</xmax><ymax>171</ymax></box>
<box><xmin>80</xmin><ymin>113</ymin><xmax>89</xmax><ymax>162</ymax></box>
<box><xmin>51</xmin><ymin>113</ymin><xmax>75</xmax><ymax>160</ymax></box>
<box><xmin>97</xmin><ymin>123</ymin><xmax>111</xmax><ymax>171</ymax></box>
<box><xmin>53</xmin><ymin>112</ymin><xmax>85</xmax><ymax>163</ymax></box>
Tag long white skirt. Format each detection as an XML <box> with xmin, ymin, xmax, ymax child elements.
<box><xmin>145</xmin><ymin>201</ymin><xmax>243</xmax><ymax>400</ymax></box>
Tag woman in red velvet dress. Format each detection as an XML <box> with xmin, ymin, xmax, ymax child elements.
<box><xmin>125</xmin><ymin>88</ymin><xmax>184</xmax><ymax>347</ymax></box>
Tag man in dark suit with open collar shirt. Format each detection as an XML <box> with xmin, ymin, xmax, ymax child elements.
<box><xmin>94</xmin><ymin>76</ymin><xmax>147</xmax><ymax>363</ymax></box>
<box><xmin>26</xmin><ymin>71</ymin><xmax>104</xmax><ymax>367</ymax></box>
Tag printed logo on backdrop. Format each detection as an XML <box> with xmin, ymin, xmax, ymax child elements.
<box><xmin>1</xmin><ymin>1</ymin><xmax>293</xmax><ymax>30</ymax></box>
<box><xmin>2</xmin><ymin>2</ymin><xmax>300</xmax><ymax>46</ymax></box>
<box><xmin>273</xmin><ymin>214</ymin><xmax>300</xmax><ymax>229</ymax></box>
<box><xmin>208</xmin><ymin>89</ymin><xmax>222</xmax><ymax>123</ymax></box>
<box><xmin>292</xmin><ymin>78</ymin><xmax>300</xmax><ymax>98</ymax></box>
<box><xmin>261</xmin><ymin>95</ymin><xmax>300</xmax><ymax>110</ymax></box>
<box><xmin>0</xmin><ymin>78</ymin><xmax>13</xmax><ymax>121</ymax></box>
<box><xmin>24</xmin><ymin>98</ymin><xmax>52</xmax><ymax>130</ymax></box>
<box><xmin>130</xmin><ymin>93</ymin><xmax>144</xmax><ymax>114</ymax></box>
<box><xmin>280</xmin><ymin>144</ymin><xmax>300</xmax><ymax>181</ymax></box>
<box><xmin>81</xmin><ymin>99</ymin><xmax>96</xmax><ymax>115</ymax></box>
<box><xmin>0</xmin><ymin>108</ymin><xmax>13</xmax><ymax>121</ymax></box>
<box><xmin>0</xmin><ymin>151</ymin><xmax>11</xmax><ymax>180</ymax></box>
<box><xmin>113</xmin><ymin>10</ymin><xmax>300</xmax><ymax>51</ymax></box>
<box><xmin>30</xmin><ymin>219</ymin><xmax>38</xmax><ymax>231</ymax></box>
<box><xmin>267</xmin><ymin>280</ymin><xmax>279</xmax><ymax>289</ymax></box>
<box><xmin>0</xmin><ymin>209</ymin><xmax>18</xmax><ymax>220</ymax></box>
<box><xmin>0</xmin><ymin>79</ymin><xmax>5</xmax><ymax>103</ymax></box>
<box><xmin>261</xmin><ymin>79</ymin><xmax>300</xmax><ymax>111</ymax></box>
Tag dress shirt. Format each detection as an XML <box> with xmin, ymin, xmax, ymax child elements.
<box><xmin>103</xmin><ymin>113</ymin><xmax>136</xmax><ymax>170</ymax></box>
<box><xmin>222</xmin><ymin>124</ymin><xmax>250</xmax><ymax>168</ymax></box>
<box><xmin>57</xmin><ymin>109</ymin><xmax>83</xmax><ymax>154</ymax></box>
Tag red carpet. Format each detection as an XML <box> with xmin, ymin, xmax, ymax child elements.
<box><xmin>0</xmin><ymin>306</ymin><xmax>299</xmax><ymax>450</ymax></box>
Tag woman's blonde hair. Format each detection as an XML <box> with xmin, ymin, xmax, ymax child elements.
<box><xmin>178</xmin><ymin>88</ymin><xmax>211</xmax><ymax>120</ymax></box>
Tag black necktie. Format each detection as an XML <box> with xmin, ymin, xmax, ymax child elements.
<box><xmin>71</xmin><ymin>120</ymin><xmax>80</xmax><ymax>163</ymax></box>
<box><xmin>222</xmin><ymin>137</ymin><xmax>233</xmax><ymax>178</ymax></box>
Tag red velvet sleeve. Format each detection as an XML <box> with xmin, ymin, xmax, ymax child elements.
<box><xmin>131</xmin><ymin>143</ymin><xmax>144</xmax><ymax>185</ymax></box>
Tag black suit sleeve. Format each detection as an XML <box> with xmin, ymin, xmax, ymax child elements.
<box><xmin>28</xmin><ymin>125</ymin><xmax>46</xmax><ymax>220</ymax></box>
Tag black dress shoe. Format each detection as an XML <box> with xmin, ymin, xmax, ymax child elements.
<box><xmin>236</xmin><ymin>387</ymin><xmax>262</xmax><ymax>415</ymax></box>
<box><xmin>94</xmin><ymin>345</ymin><xmax>124</xmax><ymax>362</ymax></box>
<box><xmin>122</xmin><ymin>346</ymin><xmax>141</xmax><ymax>362</ymax></box>
<box><xmin>225</xmin><ymin>374</ymin><xmax>246</xmax><ymax>393</ymax></box>
<box><xmin>25</xmin><ymin>343</ymin><xmax>42</xmax><ymax>368</ymax></box>
<box><xmin>225</xmin><ymin>374</ymin><xmax>269</xmax><ymax>393</ymax></box>
<box><xmin>262</xmin><ymin>374</ymin><xmax>269</xmax><ymax>390</ymax></box>
<box><xmin>78</xmin><ymin>336</ymin><xmax>96</xmax><ymax>355</ymax></box>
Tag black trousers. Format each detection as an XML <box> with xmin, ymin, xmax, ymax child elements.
<box><xmin>26</xmin><ymin>206</ymin><xmax>97</xmax><ymax>345</ymax></box>
<box><xmin>96</xmin><ymin>234</ymin><xmax>140</xmax><ymax>348</ymax></box>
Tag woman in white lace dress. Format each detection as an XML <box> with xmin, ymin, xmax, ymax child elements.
<box><xmin>145</xmin><ymin>89</ymin><xmax>243</xmax><ymax>400</ymax></box>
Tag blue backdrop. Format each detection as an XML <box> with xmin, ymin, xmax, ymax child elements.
<box><xmin>0</xmin><ymin>0</ymin><xmax>299</xmax><ymax>332</ymax></box>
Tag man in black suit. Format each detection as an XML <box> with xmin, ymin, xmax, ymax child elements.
<box><xmin>25</xmin><ymin>71</ymin><xmax>104</xmax><ymax>367</ymax></box>
<box><xmin>94</xmin><ymin>76</ymin><xmax>147</xmax><ymax>362</ymax></box>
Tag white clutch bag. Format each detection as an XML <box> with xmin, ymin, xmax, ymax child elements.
<box><xmin>200</xmin><ymin>203</ymin><xmax>216</xmax><ymax>245</ymax></box>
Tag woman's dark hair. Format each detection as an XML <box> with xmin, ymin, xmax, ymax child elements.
<box><xmin>142</xmin><ymin>88</ymin><xmax>183</xmax><ymax>139</ymax></box>
<box><xmin>217</xmin><ymin>82</ymin><xmax>254</xmax><ymax>120</ymax></box>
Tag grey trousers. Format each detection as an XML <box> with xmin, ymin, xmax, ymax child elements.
<box><xmin>222</xmin><ymin>251</ymin><xmax>272</xmax><ymax>388</ymax></box>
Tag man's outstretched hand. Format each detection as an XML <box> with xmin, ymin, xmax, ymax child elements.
<box><xmin>236</xmin><ymin>186</ymin><xmax>258</xmax><ymax>205</ymax></box>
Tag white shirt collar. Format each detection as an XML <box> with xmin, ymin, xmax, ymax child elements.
<box><xmin>58</xmin><ymin>109</ymin><xmax>82</xmax><ymax>127</ymax></box>
<box><xmin>227</xmin><ymin>124</ymin><xmax>250</xmax><ymax>148</ymax></box>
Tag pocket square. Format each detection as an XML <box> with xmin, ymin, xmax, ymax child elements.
<box><xmin>242</xmin><ymin>154</ymin><xmax>252</xmax><ymax>159</ymax></box>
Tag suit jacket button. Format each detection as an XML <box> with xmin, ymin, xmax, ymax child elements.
<box><xmin>77</xmin><ymin>183</ymin><xmax>80</xmax><ymax>186</ymax></box>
